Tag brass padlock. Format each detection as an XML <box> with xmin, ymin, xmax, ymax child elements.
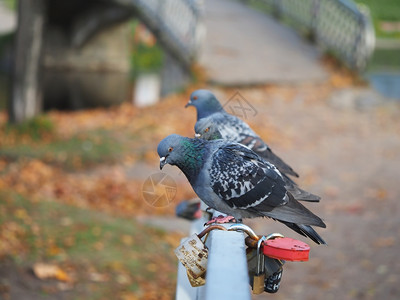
<box><xmin>186</xmin><ymin>270</ymin><xmax>206</xmax><ymax>287</ymax></box>
<box><xmin>175</xmin><ymin>234</ymin><xmax>208</xmax><ymax>286</ymax></box>
<box><xmin>252</xmin><ymin>236</ymin><xmax>266</xmax><ymax>294</ymax></box>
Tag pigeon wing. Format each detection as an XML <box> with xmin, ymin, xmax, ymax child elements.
<box><xmin>209</xmin><ymin>144</ymin><xmax>288</xmax><ymax>210</ymax></box>
<box><xmin>209</xmin><ymin>143</ymin><xmax>325</xmax><ymax>227</ymax></box>
<box><xmin>239</xmin><ymin>134</ymin><xmax>299</xmax><ymax>178</ymax></box>
<box><xmin>211</xmin><ymin>113</ymin><xmax>299</xmax><ymax>177</ymax></box>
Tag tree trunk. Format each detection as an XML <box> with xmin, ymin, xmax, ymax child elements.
<box><xmin>9</xmin><ymin>0</ymin><xmax>45</xmax><ymax>123</ymax></box>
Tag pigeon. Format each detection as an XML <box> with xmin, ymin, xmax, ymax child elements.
<box><xmin>195</xmin><ymin>119</ymin><xmax>320</xmax><ymax>202</ymax></box>
<box><xmin>185</xmin><ymin>89</ymin><xmax>299</xmax><ymax>178</ymax></box>
<box><xmin>176</xmin><ymin>198</ymin><xmax>202</xmax><ymax>220</ymax></box>
<box><xmin>158</xmin><ymin>134</ymin><xmax>326</xmax><ymax>244</ymax></box>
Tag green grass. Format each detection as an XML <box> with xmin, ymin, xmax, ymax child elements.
<box><xmin>0</xmin><ymin>73</ymin><xmax>9</xmax><ymax>111</ymax></box>
<box><xmin>366</xmin><ymin>48</ymin><xmax>400</xmax><ymax>72</ymax></box>
<box><xmin>130</xmin><ymin>20</ymin><xmax>164</xmax><ymax>76</ymax></box>
<box><xmin>246</xmin><ymin>0</ymin><xmax>400</xmax><ymax>39</ymax></box>
<box><xmin>132</xmin><ymin>43</ymin><xmax>164</xmax><ymax>75</ymax></box>
<box><xmin>0</xmin><ymin>32</ymin><xmax>14</xmax><ymax>111</ymax></box>
<box><xmin>0</xmin><ymin>191</ymin><xmax>178</xmax><ymax>299</ymax></box>
<box><xmin>2</xmin><ymin>0</ymin><xmax>16</xmax><ymax>11</ymax></box>
<box><xmin>5</xmin><ymin>193</ymin><xmax>154</xmax><ymax>264</ymax></box>
<box><xmin>0</xmin><ymin>126</ymin><xmax>126</xmax><ymax>169</ymax></box>
<box><xmin>356</xmin><ymin>0</ymin><xmax>400</xmax><ymax>22</ymax></box>
<box><xmin>4</xmin><ymin>115</ymin><xmax>55</xmax><ymax>140</ymax></box>
<box><xmin>355</xmin><ymin>0</ymin><xmax>400</xmax><ymax>39</ymax></box>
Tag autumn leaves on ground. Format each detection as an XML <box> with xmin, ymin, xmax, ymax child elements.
<box><xmin>1</xmin><ymin>60</ymin><xmax>399</xmax><ymax>299</ymax></box>
<box><xmin>0</xmin><ymin>93</ymin><xmax>199</xmax><ymax>299</ymax></box>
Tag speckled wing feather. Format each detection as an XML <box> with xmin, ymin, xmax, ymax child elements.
<box><xmin>205</xmin><ymin>113</ymin><xmax>299</xmax><ymax>177</ymax></box>
<box><xmin>209</xmin><ymin>143</ymin><xmax>287</xmax><ymax>210</ymax></box>
<box><xmin>238</xmin><ymin>134</ymin><xmax>299</xmax><ymax>178</ymax></box>
<box><xmin>208</xmin><ymin>113</ymin><xmax>254</xmax><ymax>142</ymax></box>
<box><xmin>208</xmin><ymin>143</ymin><xmax>324</xmax><ymax>226</ymax></box>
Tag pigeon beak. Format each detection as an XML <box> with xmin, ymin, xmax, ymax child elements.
<box><xmin>194</xmin><ymin>133</ymin><xmax>201</xmax><ymax>138</ymax></box>
<box><xmin>159</xmin><ymin>156</ymin><xmax>167</xmax><ymax>170</ymax></box>
<box><xmin>185</xmin><ymin>100</ymin><xmax>192</xmax><ymax>108</ymax></box>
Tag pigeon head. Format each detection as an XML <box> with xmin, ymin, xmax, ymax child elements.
<box><xmin>185</xmin><ymin>89</ymin><xmax>224</xmax><ymax>120</ymax></box>
<box><xmin>157</xmin><ymin>134</ymin><xmax>208</xmax><ymax>181</ymax></box>
<box><xmin>194</xmin><ymin>118</ymin><xmax>223</xmax><ymax>140</ymax></box>
<box><xmin>158</xmin><ymin>134</ymin><xmax>185</xmax><ymax>170</ymax></box>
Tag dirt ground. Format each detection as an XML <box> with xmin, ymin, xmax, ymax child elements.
<box><xmin>1</xmin><ymin>75</ymin><xmax>400</xmax><ymax>300</ymax></box>
<box><xmin>137</xmin><ymin>82</ymin><xmax>400</xmax><ymax>299</ymax></box>
<box><xmin>238</xmin><ymin>85</ymin><xmax>400</xmax><ymax>299</ymax></box>
<box><xmin>3</xmin><ymin>0</ymin><xmax>399</xmax><ymax>297</ymax></box>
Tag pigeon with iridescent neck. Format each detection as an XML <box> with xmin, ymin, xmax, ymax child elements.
<box><xmin>186</xmin><ymin>89</ymin><xmax>299</xmax><ymax>178</ymax></box>
<box><xmin>157</xmin><ymin>134</ymin><xmax>326</xmax><ymax>244</ymax></box>
<box><xmin>195</xmin><ymin>119</ymin><xmax>320</xmax><ymax>202</ymax></box>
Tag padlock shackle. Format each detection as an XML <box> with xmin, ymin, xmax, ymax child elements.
<box><xmin>245</xmin><ymin>233</ymin><xmax>285</xmax><ymax>248</ymax></box>
<box><xmin>256</xmin><ymin>236</ymin><xmax>266</xmax><ymax>275</ymax></box>
<box><xmin>228</xmin><ymin>223</ymin><xmax>259</xmax><ymax>241</ymax></box>
<box><xmin>198</xmin><ymin>224</ymin><xmax>227</xmax><ymax>238</ymax></box>
<box><xmin>197</xmin><ymin>223</ymin><xmax>260</xmax><ymax>240</ymax></box>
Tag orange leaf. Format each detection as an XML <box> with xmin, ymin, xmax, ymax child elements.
<box><xmin>33</xmin><ymin>263</ymin><xmax>71</xmax><ymax>282</ymax></box>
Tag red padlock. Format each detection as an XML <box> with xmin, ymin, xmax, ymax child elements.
<box><xmin>263</xmin><ymin>237</ymin><xmax>310</xmax><ymax>262</ymax></box>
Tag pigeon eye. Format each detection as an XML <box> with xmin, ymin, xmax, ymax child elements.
<box><xmin>193</xmin><ymin>96</ymin><xmax>198</xmax><ymax>100</ymax></box>
<box><xmin>204</xmin><ymin>127</ymin><xmax>210</xmax><ymax>133</ymax></box>
<box><xmin>168</xmin><ymin>147</ymin><xmax>173</xmax><ymax>152</ymax></box>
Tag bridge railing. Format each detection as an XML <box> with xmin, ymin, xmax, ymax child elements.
<box><xmin>176</xmin><ymin>229</ymin><xmax>251</xmax><ymax>300</ymax></box>
<box><xmin>175</xmin><ymin>214</ymin><xmax>251</xmax><ymax>300</ymax></box>
<box><xmin>246</xmin><ymin>0</ymin><xmax>375</xmax><ymax>70</ymax></box>
<box><xmin>115</xmin><ymin>0</ymin><xmax>204</xmax><ymax>68</ymax></box>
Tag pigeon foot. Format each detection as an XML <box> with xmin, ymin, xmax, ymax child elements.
<box><xmin>205</xmin><ymin>215</ymin><xmax>237</xmax><ymax>225</ymax></box>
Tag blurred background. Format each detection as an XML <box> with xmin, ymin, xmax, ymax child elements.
<box><xmin>0</xmin><ymin>0</ymin><xmax>399</xmax><ymax>299</ymax></box>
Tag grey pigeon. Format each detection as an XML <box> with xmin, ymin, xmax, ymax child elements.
<box><xmin>158</xmin><ymin>134</ymin><xmax>326</xmax><ymax>244</ymax></box>
<box><xmin>176</xmin><ymin>198</ymin><xmax>202</xmax><ymax>220</ymax></box>
<box><xmin>186</xmin><ymin>89</ymin><xmax>299</xmax><ymax>178</ymax></box>
<box><xmin>195</xmin><ymin>119</ymin><xmax>320</xmax><ymax>202</ymax></box>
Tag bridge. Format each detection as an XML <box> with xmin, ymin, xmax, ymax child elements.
<box><xmin>8</xmin><ymin>0</ymin><xmax>374</xmax><ymax>122</ymax></box>
<box><xmin>199</xmin><ymin>0</ymin><xmax>375</xmax><ymax>85</ymax></box>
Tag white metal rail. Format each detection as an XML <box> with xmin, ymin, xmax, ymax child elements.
<box><xmin>246</xmin><ymin>0</ymin><xmax>375</xmax><ymax>70</ymax></box>
<box><xmin>175</xmin><ymin>206</ymin><xmax>251</xmax><ymax>300</ymax></box>
<box><xmin>176</xmin><ymin>224</ymin><xmax>251</xmax><ymax>300</ymax></box>
<box><xmin>113</xmin><ymin>0</ymin><xmax>204</xmax><ymax>68</ymax></box>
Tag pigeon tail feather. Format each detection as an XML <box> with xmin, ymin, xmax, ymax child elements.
<box><xmin>281</xmin><ymin>221</ymin><xmax>327</xmax><ymax>245</ymax></box>
<box><xmin>256</xmin><ymin>193</ymin><xmax>326</xmax><ymax>227</ymax></box>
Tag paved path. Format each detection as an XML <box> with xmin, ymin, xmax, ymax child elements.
<box><xmin>199</xmin><ymin>0</ymin><xmax>328</xmax><ymax>85</ymax></box>
<box><xmin>0</xmin><ymin>2</ymin><xmax>15</xmax><ymax>35</ymax></box>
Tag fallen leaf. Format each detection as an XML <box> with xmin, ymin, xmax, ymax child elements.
<box><xmin>121</xmin><ymin>234</ymin><xmax>133</xmax><ymax>246</ymax></box>
<box><xmin>33</xmin><ymin>263</ymin><xmax>71</xmax><ymax>282</ymax></box>
<box><xmin>373</xmin><ymin>237</ymin><xmax>396</xmax><ymax>248</ymax></box>
<box><xmin>89</xmin><ymin>272</ymin><xmax>109</xmax><ymax>282</ymax></box>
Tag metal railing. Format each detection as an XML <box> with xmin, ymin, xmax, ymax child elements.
<box><xmin>247</xmin><ymin>0</ymin><xmax>375</xmax><ymax>70</ymax></box>
<box><xmin>175</xmin><ymin>219</ymin><xmax>252</xmax><ymax>300</ymax></box>
<box><xmin>114</xmin><ymin>0</ymin><xmax>204</xmax><ymax>68</ymax></box>
<box><xmin>202</xmin><ymin>230</ymin><xmax>251</xmax><ymax>300</ymax></box>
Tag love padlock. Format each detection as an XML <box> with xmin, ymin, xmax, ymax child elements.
<box><xmin>186</xmin><ymin>270</ymin><xmax>206</xmax><ymax>287</ymax></box>
<box><xmin>175</xmin><ymin>233</ymin><xmax>208</xmax><ymax>286</ymax></box>
<box><xmin>246</xmin><ymin>233</ymin><xmax>286</xmax><ymax>294</ymax></box>
<box><xmin>252</xmin><ymin>236</ymin><xmax>266</xmax><ymax>294</ymax></box>
<box><xmin>263</xmin><ymin>237</ymin><xmax>310</xmax><ymax>261</ymax></box>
